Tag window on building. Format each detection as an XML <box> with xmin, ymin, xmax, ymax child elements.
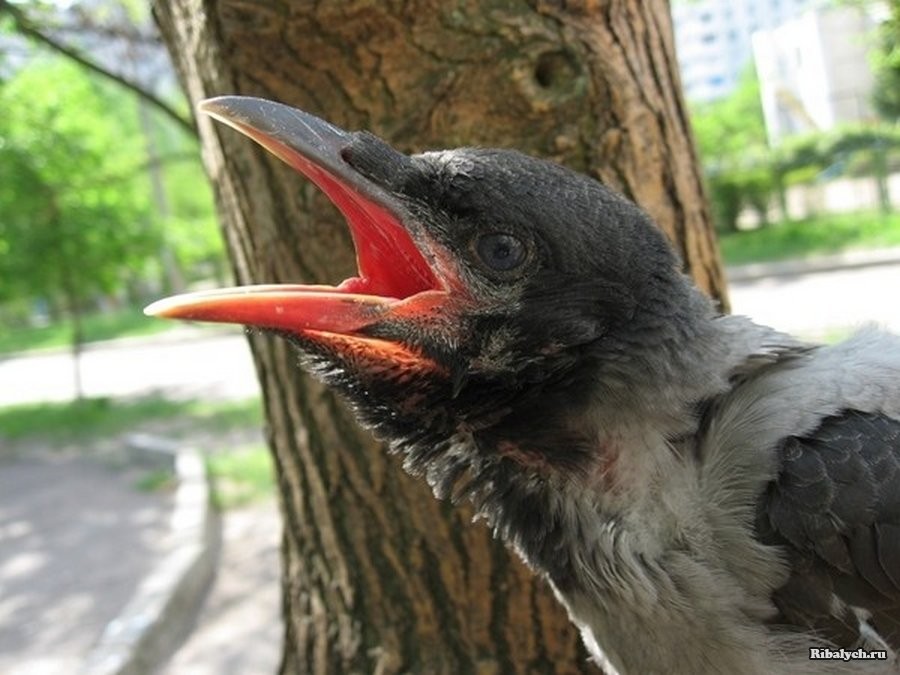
<box><xmin>701</xmin><ymin>33</ymin><xmax>716</xmax><ymax>44</ymax></box>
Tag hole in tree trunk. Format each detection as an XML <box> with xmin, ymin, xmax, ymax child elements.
<box><xmin>534</xmin><ymin>50</ymin><xmax>580</xmax><ymax>92</ymax></box>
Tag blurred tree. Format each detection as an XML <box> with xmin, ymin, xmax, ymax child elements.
<box><xmin>873</xmin><ymin>0</ymin><xmax>900</xmax><ymax>121</ymax></box>
<box><xmin>691</xmin><ymin>69</ymin><xmax>768</xmax><ymax>160</ymax></box>
<box><xmin>765</xmin><ymin>125</ymin><xmax>900</xmax><ymax>217</ymax></box>
<box><xmin>0</xmin><ymin>59</ymin><xmax>159</xmax><ymax>394</ymax></box>
<box><xmin>0</xmin><ymin>0</ymin><xmax>223</xmax><ymax>327</ymax></box>
<box><xmin>690</xmin><ymin>68</ymin><xmax>776</xmax><ymax>231</ymax></box>
<box><xmin>150</xmin><ymin>124</ymin><xmax>227</xmax><ymax>288</ymax></box>
<box><xmin>155</xmin><ymin>1</ymin><xmax>726</xmax><ymax>672</ymax></box>
<box><xmin>0</xmin><ymin>0</ymin><xmax>194</xmax><ymax>134</ymax></box>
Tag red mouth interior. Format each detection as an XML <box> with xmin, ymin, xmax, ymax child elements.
<box><xmin>241</xmin><ymin>124</ymin><xmax>440</xmax><ymax>300</ymax></box>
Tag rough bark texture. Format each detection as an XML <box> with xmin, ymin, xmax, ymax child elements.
<box><xmin>153</xmin><ymin>1</ymin><xmax>726</xmax><ymax>672</ymax></box>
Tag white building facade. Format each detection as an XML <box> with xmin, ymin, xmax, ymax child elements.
<box><xmin>672</xmin><ymin>0</ymin><xmax>818</xmax><ymax>102</ymax></box>
<box><xmin>753</xmin><ymin>5</ymin><xmax>881</xmax><ymax>144</ymax></box>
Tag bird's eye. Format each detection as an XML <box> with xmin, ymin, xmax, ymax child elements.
<box><xmin>474</xmin><ymin>233</ymin><xmax>527</xmax><ymax>272</ymax></box>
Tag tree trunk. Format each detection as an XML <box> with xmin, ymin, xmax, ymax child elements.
<box><xmin>53</xmin><ymin>204</ymin><xmax>85</xmax><ymax>401</ymax></box>
<box><xmin>873</xmin><ymin>138</ymin><xmax>891</xmax><ymax>215</ymax></box>
<box><xmin>63</xmin><ymin>278</ymin><xmax>85</xmax><ymax>402</ymax></box>
<box><xmin>153</xmin><ymin>1</ymin><xmax>726</xmax><ymax>672</ymax></box>
<box><xmin>137</xmin><ymin>97</ymin><xmax>186</xmax><ymax>295</ymax></box>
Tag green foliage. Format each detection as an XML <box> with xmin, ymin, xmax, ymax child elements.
<box><xmin>135</xmin><ymin>468</ymin><xmax>177</xmax><ymax>493</ymax></box>
<box><xmin>154</xmin><ymin>146</ymin><xmax>223</xmax><ymax>280</ymax></box>
<box><xmin>690</xmin><ymin>69</ymin><xmax>777</xmax><ymax>231</ymax></box>
<box><xmin>186</xmin><ymin>397</ymin><xmax>264</xmax><ymax>431</ymax></box>
<box><xmin>691</xmin><ymin>65</ymin><xmax>900</xmax><ymax>230</ymax></box>
<box><xmin>135</xmin><ymin>97</ymin><xmax>222</xmax><ymax>285</ymax></box>
<box><xmin>0</xmin><ymin>395</ymin><xmax>263</xmax><ymax>442</ymax></box>
<box><xmin>0</xmin><ymin>58</ymin><xmax>157</xmax><ymax>306</ymax></box>
<box><xmin>691</xmin><ymin>69</ymin><xmax>768</xmax><ymax>160</ymax></box>
<box><xmin>776</xmin><ymin>125</ymin><xmax>900</xmax><ymax>172</ymax></box>
<box><xmin>774</xmin><ymin>124</ymin><xmax>899</xmax><ymax>214</ymax></box>
<box><xmin>0</xmin><ymin>396</ymin><xmax>182</xmax><ymax>441</ymax></box>
<box><xmin>206</xmin><ymin>445</ymin><xmax>275</xmax><ymax>509</ymax></box>
<box><xmin>873</xmin><ymin>0</ymin><xmax>900</xmax><ymax>120</ymax></box>
<box><xmin>718</xmin><ymin>211</ymin><xmax>900</xmax><ymax>265</ymax></box>
<box><xmin>0</xmin><ymin>23</ymin><xmax>222</xmax><ymax>331</ymax></box>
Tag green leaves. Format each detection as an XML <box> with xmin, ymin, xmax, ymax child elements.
<box><xmin>689</xmin><ymin>69</ymin><xmax>777</xmax><ymax>231</ymax></box>
<box><xmin>689</xmin><ymin>62</ymin><xmax>900</xmax><ymax>231</ymax></box>
<box><xmin>690</xmin><ymin>68</ymin><xmax>769</xmax><ymax>164</ymax></box>
<box><xmin>873</xmin><ymin>0</ymin><xmax>900</xmax><ymax>121</ymax></box>
<box><xmin>0</xmin><ymin>58</ymin><xmax>154</xmax><ymax>303</ymax></box>
<box><xmin>0</xmin><ymin>47</ymin><xmax>221</xmax><ymax>316</ymax></box>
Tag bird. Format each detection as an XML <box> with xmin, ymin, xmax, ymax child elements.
<box><xmin>146</xmin><ymin>96</ymin><xmax>900</xmax><ymax>675</ymax></box>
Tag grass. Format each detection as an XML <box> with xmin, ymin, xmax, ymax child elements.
<box><xmin>135</xmin><ymin>444</ymin><xmax>277</xmax><ymax>509</ymax></box>
<box><xmin>135</xmin><ymin>468</ymin><xmax>178</xmax><ymax>493</ymax></box>
<box><xmin>0</xmin><ymin>396</ymin><xmax>185</xmax><ymax>441</ymax></box>
<box><xmin>0</xmin><ymin>396</ymin><xmax>263</xmax><ymax>442</ymax></box>
<box><xmin>718</xmin><ymin>211</ymin><xmax>900</xmax><ymax>266</ymax></box>
<box><xmin>1</xmin><ymin>395</ymin><xmax>272</xmax><ymax>507</ymax></box>
<box><xmin>206</xmin><ymin>444</ymin><xmax>275</xmax><ymax>509</ymax></box>
<box><xmin>0</xmin><ymin>306</ymin><xmax>175</xmax><ymax>355</ymax></box>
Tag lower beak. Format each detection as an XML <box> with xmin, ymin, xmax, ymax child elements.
<box><xmin>144</xmin><ymin>285</ymin><xmax>394</xmax><ymax>335</ymax></box>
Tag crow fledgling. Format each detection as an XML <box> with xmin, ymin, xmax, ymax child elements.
<box><xmin>147</xmin><ymin>97</ymin><xmax>900</xmax><ymax>674</ymax></box>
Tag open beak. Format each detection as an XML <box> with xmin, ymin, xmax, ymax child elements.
<box><xmin>144</xmin><ymin>97</ymin><xmax>447</xmax><ymax>336</ymax></box>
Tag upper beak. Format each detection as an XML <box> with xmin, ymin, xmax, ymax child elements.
<box><xmin>144</xmin><ymin>96</ymin><xmax>445</xmax><ymax>335</ymax></box>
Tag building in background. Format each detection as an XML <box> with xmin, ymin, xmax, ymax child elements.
<box><xmin>672</xmin><ymin>0</ymin><xmax>817</xmax><ymax>102</ymax></box>
<box><xmin>753</xmin><ymin>5</ymin><xmax>881</xmax><ymax>145</ymax></box>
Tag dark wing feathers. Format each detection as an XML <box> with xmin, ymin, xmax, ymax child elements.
<box><xmin>757</xmin><ymin>411</ymin><xmax>900</xmax><ymax>649</ymax></box>
<box><xmin>880</xmin><ymin>523</ymin><xmax>900</xmax><ymax>590</ymax></box>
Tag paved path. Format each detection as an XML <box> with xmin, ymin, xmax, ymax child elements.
<box><xmin>0</xmin><ymin>327</ymin><xmax>259</xmax><ymax>408</ymax></box>
<box><xmin>0</xmin><ymin>455</ymin><xmax>173</xmax><ymax>675</ymax></box>
<box><xmin>162</xmin><ymin>501</ymin><xmax>282</xmax><ymax>675</ymax></box>
<box><xmin>728</xmin><ymin>262</ymin><xmax>900</xmax><ymax>339</ymax></box>
<box><xmin>0</xmin><ymin>445</ymin><xmax>281</xmax><ymax>675</ymax></box>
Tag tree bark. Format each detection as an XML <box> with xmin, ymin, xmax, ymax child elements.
<box><xmin>153</xmin><ymin>1</ymin><xmax>726</xmax><ymax>672</ymax></box>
